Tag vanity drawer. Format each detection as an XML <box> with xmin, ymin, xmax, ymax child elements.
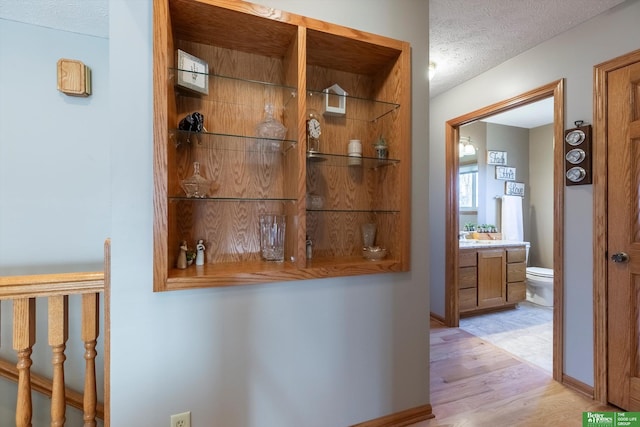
<box><xmin>507</xmin><ymin>246</ymin><xmax>526</xmax><ymax>263</ymax></box>
<box><xmin>459</xmin><ymin>249</ymin><xmax>477</xmax><ymax>267</ymax></box>
<box><xmin>507</xmin><ymin>281</ymin><xmax>526</xmax><ymax>302</ymax></box>
<box><xmin>459</xmin><ymin>266</ymin><xmax>477</xmax><ymax>289</ymax></box>
<box><xmin>460</xmin><ymin>288</ymin><xmax>477</xmax><ymax>311</ymax></box>
<box><xmin>507</xmin><ymin>262</ymin><xmax>526</xmax><ymax>282</ymax></box>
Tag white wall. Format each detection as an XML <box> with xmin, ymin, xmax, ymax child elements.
<box><xmin>430</xmin><ymin>0</ymin><xmax>640</xmax><ymax>385</ymax></box>
<box><xmin>109</xmin><ymin>1</ymin><xmax>429</xmax><ymax>426</ymax></box>
<box><xmin>0</xmin><ymin>18</ymin><xmax>110</xmax><ymax>426</ymax></box>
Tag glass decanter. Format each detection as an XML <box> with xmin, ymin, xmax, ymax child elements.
<box><xmin>255</xmin><ymin>103</ymin><xmax>287</xmax><ymax>150</ymax></box>
<box><xmin>180</xmin><ymin>161</ymin><xmax>214</xmax><ymax>198</ymax></box>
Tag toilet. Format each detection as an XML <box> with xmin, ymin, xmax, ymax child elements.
<box><xmin>524</xmin><ymin>243</ymin><xmax>554</xmax><ymax>307</ymax></box>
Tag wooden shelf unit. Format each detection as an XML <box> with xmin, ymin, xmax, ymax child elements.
<box><xmin>153</xmin><ymin>0</ymin><xmax>411</xmax><ymax>291</ymax></box>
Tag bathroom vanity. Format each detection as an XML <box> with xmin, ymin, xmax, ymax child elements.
<box><xmin>458</xmin><ymin>241</ymin><xmax>526</xmax><ymax>316</ymax></box>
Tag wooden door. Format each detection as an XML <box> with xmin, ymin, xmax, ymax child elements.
<box><xmin>477</xmin><ymin>249</ymin><xmax>506</xmax><ymax>308</ymax></box>
<box><xmin>607</xmin><ymin>60</ymin><xmax>640</xmax><ymax>410</ymax></box>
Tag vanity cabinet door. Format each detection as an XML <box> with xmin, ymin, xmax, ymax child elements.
<box><xmin>477</xmin><ymin>249</ymin><xmax>506</xmax><ymax>308</ymax></box>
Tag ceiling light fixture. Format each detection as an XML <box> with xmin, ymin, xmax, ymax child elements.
<box><xmin>459</xmin><ymin>136</ymin><xmax>476</xmax><ymax>157</ymax></box>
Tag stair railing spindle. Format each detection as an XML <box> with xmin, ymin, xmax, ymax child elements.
<box><xmin>82</xmin><ymin>293</ymin><xmax>99</xmax><ymax>427</ymax></box>
<box><xmin>48</xmin><ymin>295</ymin><xmax>69</xmax><ymax>427</ymax></box>
<box><xmin>13</xmin><ymin>297</ymin><xmax>36</xmax><ymax>427</ymax></box>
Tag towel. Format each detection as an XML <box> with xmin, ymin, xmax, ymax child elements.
<box><xmin>501</xmin><ymin>195</ymin><xmax>523</xmax><ymax>241</ymax></box>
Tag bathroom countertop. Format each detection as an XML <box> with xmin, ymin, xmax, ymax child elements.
<box><xmin>458</xmin><ymin>239</ymin><xmax>528</xmax><ymax>249</ymax></box>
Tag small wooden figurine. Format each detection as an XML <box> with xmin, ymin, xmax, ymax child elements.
<box><xmin>176</xmin><ymin>240</ymin><xmax>188</xmax><ymax>269</ymax></box>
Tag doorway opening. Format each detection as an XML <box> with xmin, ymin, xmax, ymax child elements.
<box><xmin>444</xmin><ymin>80</ymin><xmax>565</xmax><ymax>382</ymax></box>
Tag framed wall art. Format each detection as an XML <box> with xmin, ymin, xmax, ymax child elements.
<box><xmin>505</xmin><ymin>181</ymin><xmax>525</xmax><ymax>197</ymax></box>
<box><xmin>495</xmin><ymin>166</ymin><xmax>516</xmax><ymax>180</ymax></box>
<box><xmin>176</xmin><ymin>49</ymin><xmax>209</xmax><ymax>95</ymax></box>
<box><xmin>487</xmin><ymin>150</ymin><xmax>507</xmax><ymax>165</ymax></box>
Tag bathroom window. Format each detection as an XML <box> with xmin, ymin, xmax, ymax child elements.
<box><xmin>459</xmin><ymin>164</ymin><xmax>478</xmax><ymax>210</ymax></box>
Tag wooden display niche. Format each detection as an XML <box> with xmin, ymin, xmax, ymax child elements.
<box><xmin>153</xmin><ymin>0</ymin><xmax>411</xmax><ymax>290</ymax></box>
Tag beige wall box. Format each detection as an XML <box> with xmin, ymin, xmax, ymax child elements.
<box><xmin>57</xmin><ymin>58</ymin><xmax>91</xmax><ymax>97</ymax></box>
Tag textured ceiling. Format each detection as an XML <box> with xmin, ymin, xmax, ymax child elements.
<box><xmin>430</xmin><ymin>0</ymin><xmax>627</xmax><ymax>98</ymax></box>
<box><xmin>0</xmin><ymin>0</ymin><xmax>108</xmax><ymax>38</ymax></box>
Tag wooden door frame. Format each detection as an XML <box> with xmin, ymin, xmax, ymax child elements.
<box><xmin>444</xmin><ymin>79</ymin><xmax>565</xmax><ymax>382</ymax></box>
<box><xmin>593</xmin><ymin>48</ymin><xmax>640</xmax><ymax>404</ymax></box>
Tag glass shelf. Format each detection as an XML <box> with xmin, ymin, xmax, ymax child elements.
<box><xmin>171</xmin><ymin>67</ymin><xmax>297</xmax><ymax>91</ymax></box>
<box><xmin>170</xmin><ymin>67</ymin><xmax>297</xmax><ymax>110</ymax></box>
<box><xmin>306</xmin><ymin>89</ymin><xmax>399</xmax><ymax>122</ymax></box>
<box><xmin>170</xmin><ymin>129</ymin><xmax>297</xmax><ymax>152</ymax></box>
<box><xmin>306</xmin><ymin>208</ymin><xmax>400</xmax><ymax>214</ymax></box>
<box><xmin>169</xmin><ymin>196</ymin><xmax>297</xmax><ymax>203</ymax></box>
<box><xmin>306</xmin><ymin>151</ymin><xmax>399</xmax><ymax>168</ymax></box>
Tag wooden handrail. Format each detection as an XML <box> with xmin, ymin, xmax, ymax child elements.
<box><xmin>0</xmin><ymin>239</ymin><xmax>110</xmax><ymax>425</ymax></box>
<box><xmin>0</xmin><ymin>271</ymin><xmax>104</xmax><ymax>299</ymax></box>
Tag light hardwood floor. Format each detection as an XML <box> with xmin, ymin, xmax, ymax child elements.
<box><xmin>410</xmin><ymin>319</ymin><xmax>618</xmax><ymax>427</ymax></box>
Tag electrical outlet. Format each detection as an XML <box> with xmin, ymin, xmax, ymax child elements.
<box><xmin>170</xmin><ymin>411</ymin><xmax>191</xmax><ymax>427</ymax></box>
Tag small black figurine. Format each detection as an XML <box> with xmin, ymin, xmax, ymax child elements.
<box><xmin>178</xmin><ymin>112</ymin><xmax>205</xmax><ymax>132</ymax></box>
